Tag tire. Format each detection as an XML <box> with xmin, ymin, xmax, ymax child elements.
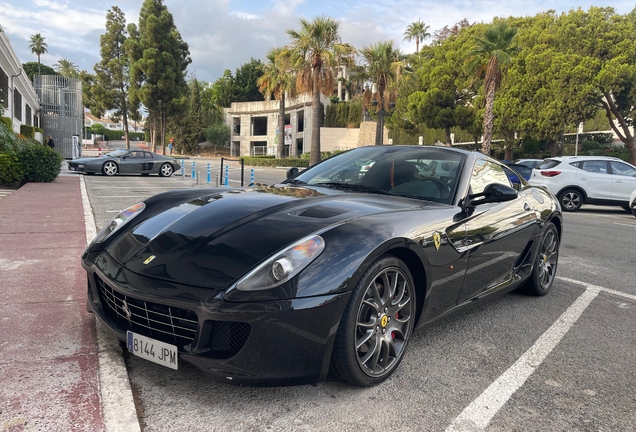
<box><xmin>524</xmin><ymin>222</ymin><xmax>559</xmax><ymax>296</ymax></box>
<box><xmin>102</xmin><ymin>161</ymin><xmax>118</xmax><ymax>176</ymax></box>
<box><xmin>159</xmin><ymin>162</ymin><xmax>174</xmax><ymax>177</ymax></box>
<box><xmin>558</xmin><ymin>188</ymin><xmax>583</xmax><ymax>212</ymax></box>
<box><xmin>330</xmin><ymin>254</ymin><xmax>416</xmax><ymax>386</ymax></box>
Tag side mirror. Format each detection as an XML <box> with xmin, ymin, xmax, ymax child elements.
<box><xmin>286</xmin><ymin>167</ymin><xmax>299</xmax><ymax>179</ymax></box>
<box><xmin>470</xmin><ymin>183</ymin><xmax>518</xmax><ymax>206</ymax></box>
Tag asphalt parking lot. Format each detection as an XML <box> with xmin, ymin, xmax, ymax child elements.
<box><xmin>79</xmin><ymin>167</ymin><xmax>636</xmax><ymax>432</ymax></box>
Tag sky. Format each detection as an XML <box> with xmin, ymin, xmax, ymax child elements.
<box><xmin>1</xmin><ymin>0</ymin><xmax>634</xmax><ymax>84</ymax></box>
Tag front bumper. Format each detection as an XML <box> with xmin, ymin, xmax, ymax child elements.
<box><xmin>83</xmin><ymin>251</ymin><xmax>350</xmax><ymax>386</ymax></box>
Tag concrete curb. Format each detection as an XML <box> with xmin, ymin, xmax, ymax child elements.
<box><xmin>80</xmin><ymin>176</ymin><xmax>141</xmax><ymax>432</ymax></box>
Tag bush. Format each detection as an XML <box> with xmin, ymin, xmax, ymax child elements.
<box><xmin>0</xmin><ymin>122</ymin><xmax>17</xmax><ymax>152</ymax></box>
<box><xmin>1</xmin><ymin>117</ymin><xmax>12</xmax><ymax>130</ymax></box>
<box><xmin>18</xmin><ymin>142</ymin><xmax>62</xmax><ymax>182</ymax></box>
<box><xmin>585</xmin><ymin>149</ymin><xmax>605</xmax><ymax>156</ymax></box>
<box><xmin>239</xmin><ymin>157</ymin><xmax>309</xmax><ymax>168</ymax></box>
<box><xmin>20</xmin><ymin>124</ymin><xmax>35</xmax><ymax>139</ymax></box>
<box><xmin>0</xmin><ymin>152</ymin><xmax>23</xmax><ymax>184</ymax></box>
<box><xmin>581</xmin><ymin>140</ymin><xmax>602</xmax><ymax>152</ymax></box>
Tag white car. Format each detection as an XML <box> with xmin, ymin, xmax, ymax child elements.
<box><xmin>528</xmin><ymin>155</ymin><xmax>636</xmax><ymax>212</ymax></box>
<box><xmin>630</xmin><ymin>188</ymin><xmax>636</xmax><ymax>217</ymax></box>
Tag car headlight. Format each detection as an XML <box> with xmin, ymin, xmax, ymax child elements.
<box><xmin>235</xmin><ymin>235</ymin><xmax>325</xmax><ymax>291</ymax></box>
<box><xmin>93</xmin><ymin>202</ymin><xmax>145</xmax><ymax>243</ymax></box>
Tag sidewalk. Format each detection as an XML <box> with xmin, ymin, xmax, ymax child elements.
<box><xmin>0</xmin><ymin>176</ymin><xmax>104</xmax><ymax>431</ymax></box>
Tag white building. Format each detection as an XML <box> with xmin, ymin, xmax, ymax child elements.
<box><xmin>0</xmin><ymin>24</ymin><xmax>40</xmax><ymax>132</ymax></box>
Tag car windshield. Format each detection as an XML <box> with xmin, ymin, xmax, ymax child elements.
<box><xmin>289</xmin><ymin>146</ymin><xmax>466</xmax><ymax>204</ymax></box>
<box><xmin>106</xmin><ymin>150</ymin><xmax>129</xmax><ymax>157</ymax></box>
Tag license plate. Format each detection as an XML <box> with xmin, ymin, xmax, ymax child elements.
<box><xmin>126</xmin><ymin>331</ymin><xmax>178</xmax><ymax>370</ymax></box>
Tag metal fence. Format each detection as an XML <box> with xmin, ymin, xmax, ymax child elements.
<box><xmin>33</xmin><ymin>75</ymin><xmax>83</xmax><ymax>159</ymax></box>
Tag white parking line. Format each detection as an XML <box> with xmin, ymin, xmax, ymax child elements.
<box><xmin>613</xmin><ymin>222</ymin><xmax>636</xmax><ymax>228</ymax></box>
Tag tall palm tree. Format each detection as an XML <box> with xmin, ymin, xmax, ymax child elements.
<box><xmin>54</xmin><ymin>58</ymin><xmax>80</xmax><ymax>78</ymax></box>
<box><xmin>29</xmin><ymin>33</ymin><xmax>48</xmax><ymax>75</ymax></box>
<box><xmin>403</xmin><ymin>20</ymin><xmax>430</xmax><ymax>53</ymax></box>
<box><xmin>286</xmin><ymin>16</ymin><xmax>344</xmax><ymax>166</ymax></box>
<box><xmin>258</xmin><ymin>47</ymin><xmax>296</xmax><ymax>159</ymax></box>
<box><xmin>466</xmin><ymin>21</ymin><xmax>518</xmax><ymax>155</ymax></box>
<box><xmin>359</xmin><ymin>41</ymin><xmax>406</xmax><ymax>145</ymax></box>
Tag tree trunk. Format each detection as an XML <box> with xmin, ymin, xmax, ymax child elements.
<box><xmin>151</xmin><ymin>115</ymin><xmax>157</xmax><ymax>153</ymax></box>
<box><xmin>161</xmin><ymin>108</ymin><xmax>166</xmax><ymax>155</ymax></box>
<box><xmin>504</xmin><ymin>144</ymin><xmax>513</xmax><ymax>161</ymax></box>
<box><xmin>481</xmin><ymin>77</ymin><xmax>496</xmax><ymax>156</ymax></box>
<box><xmin>444</xmin><ymin>127</ymin><xmax>452</xmax><ymax>146</ymax></box>
<box><xmin>121</xmin><ymin>86</ymin><xmax>130</xmax><ymax>150</ymax></box>
<box><xmin>601</xmin><ymin>93</ymin><xmax>636</xmax><ymax>165</ymax></box>
<box><xmin>310</xmin><ymin>63</ymin><xmax>321</xmax><ymax>166</ymax></box>
<box><xmin>416</xmin><ymin>38</ymin><xmax>419</xmax><ymax>54</ymax></box>
<box><xmin>629</xmin><ymin>135</ymin><xmax>636</xmax><ymax>166</ymax></box>
<box><xmin>277</xmin><ymin>93</ymin><xmax>285</xmax><ymax>159</ymax></box>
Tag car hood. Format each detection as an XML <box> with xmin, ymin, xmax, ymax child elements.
<box><xmin>69</xmin><ymin>155</ymin><xmax>116</xmax><ymax>164</ymax></box>
<box><xmin>105</xmin><ymin>186</ymin><xmax>427</xmax><ymax>289</ymax></box>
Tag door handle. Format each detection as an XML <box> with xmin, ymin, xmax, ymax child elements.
<box><xmin>580</xmin><ymin>177</ymin><xmax>588</xmax><ymax>180</ymax></box>
<box><xmin>524</xmin><ymin>203</ymin><xmax>531</xmax><ymax>211</ymax></box>
<box><xmin>616</xmin><ymin>180</ymin><xmax>623</xmax><ymax>183</ymax></box>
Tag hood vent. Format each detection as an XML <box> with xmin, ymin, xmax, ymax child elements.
<box><xmin>293</xmin><ymin>205</ymin><xmax>348</xmax><ymax>219</ymax></box>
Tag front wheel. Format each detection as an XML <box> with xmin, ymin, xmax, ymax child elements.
<box><xmin>102</xmin><ymin>161</ymin><xmax>118</xmax><ymax>176</ymax></box>
<box><xmin>331</xmin><ymin>255</ymin><xmax>416</xmax><ymax>386</ymax></box>
<box><xmin>159</xmin><ymin>162</ymin><xmax>173</xmax><ymax>177</ymax></box>
<box><xmin>524</xmin><ymin>222</ymin><xmax>559</xmax><ymax>296</ymax></box>
<box><xmin>558</xmin><ymin>189</ymin><xmax>583</xmax><ymax>212</ymax></box>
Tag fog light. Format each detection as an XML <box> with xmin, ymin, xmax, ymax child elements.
<box><xmin>272</xmin><ymin>257</ymin><xmax>293</xmax><ymax>281</ymax></box>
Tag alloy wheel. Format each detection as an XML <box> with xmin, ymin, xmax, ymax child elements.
<box><xmin>560</xmin><ymin>191</ymin><xmax>581</xmax><ymax>211</ymax></box>
<box><xmin>103</xmin><ymin>161</ymin><xmax>117</xmax><ymax>176</ymax></box>
<box><xmin>355</xmin><ymin>266</ymin><xmax>413</xmax><ymax>377</ymax></box>
<box><xmin>538</xmin><ymin>229</ymin><xmax>558</xmax><ymax>290</ymax></box>
<box><xmin>160</xmin><ymin>163</ymin><xmax>173</xmax><ymax>177</ymax></box>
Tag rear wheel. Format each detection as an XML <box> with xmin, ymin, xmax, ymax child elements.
<box><xmin>102</xmin><ymin>161</ymin><xmax>118</xmax><ymax>176</ymax></box>
<box><xmin>558</xmin><ymin>188</ymin><xmax>583</xmax><ymax>212</ymax></box>
<box><xmin>331</xmin><ymin>255</ymin><xmax>415</xmax><ymax>386</ymax></box>
<box><xmin>524</xmin><ymin>222</ymin><xmax>559</xmax><ymax>296</ymax></box>
<box><xmin>159</xmin><ymin>163</ymin><xmax>173</xmax><ymax>177</ymax></box>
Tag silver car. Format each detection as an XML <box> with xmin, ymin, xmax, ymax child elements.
<box><xmin>67</xmin><ymin>149</ymin><xmax>179</xmax><ymax>177</ymax></box>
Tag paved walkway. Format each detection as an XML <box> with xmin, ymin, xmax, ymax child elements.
<box><xmin>0</xmin><ymin>176</ymin><xmax>104</xmax><ymax>431</ymax></box>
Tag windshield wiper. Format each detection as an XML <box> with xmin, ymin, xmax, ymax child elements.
<box><xmin>313</xmin><ymin>182</ymin><xmax>393</xmax><ymax>195</ymax></box>
<box><xmin>285</xmin><ymin>179</ymin><xmax>307</xmax><ymax>185</ymax></box>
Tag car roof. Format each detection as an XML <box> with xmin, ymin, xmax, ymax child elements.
<box><xmin>544</xmin><ymin>155</ymin><xmax>623</xmax><ymax>162</ymax></box>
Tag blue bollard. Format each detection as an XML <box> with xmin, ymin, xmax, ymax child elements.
<box><xmin>250</xmin><ymin>168</ymin><xmax>254</xmax><ymax>185</ymax></box>
<box><xmin>180</xmin><ymin>159</ymin><xmax>184</xmax><ymax>177</ymax></box>
<box><xmin>225</xmin><ymin>165</ymin><xmax>229</xmax><ymax>187</ymax></box>
<box><xmin>207</xmin><ymin>163</ymin><xmax>211</xmax><ymax>183</ymax></box>
<box><xmin>192</xmin><ymin>161</ymin><xmax>196</xmax><ymax>179</ymax></box>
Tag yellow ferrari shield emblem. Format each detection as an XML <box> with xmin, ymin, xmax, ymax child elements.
<box><xmin>143</xmin><ymin>255</ymin><xmax>156</xmax><ymax>265</ymax></box>
<box><xmin>433</xmin><ymin>233</ymin><xmax>441</xmax><ymax>251</ymax></box>
<box><xmin>381</xmin><ymin>315</ymin><xmax>388</xmax><ymax>327</ymax></box>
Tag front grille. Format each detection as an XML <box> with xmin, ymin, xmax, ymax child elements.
<box><xmin>206</xmin><ymin>321</ymin><xmax>251</xmax><ymax>359</ymax></box>
<box><xmin>96</xmin><ymin>275</ymin><xmax>198</xmax><ymax>350</ymax></box>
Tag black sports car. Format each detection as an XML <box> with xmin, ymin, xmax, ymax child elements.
<box><xmin>68</xmin><ymin>149</ymin><xmax>179</xmax><ymax>177</ymax></box>
<box><xmin>83</xmin><ymin>145</ymin><xmax>562</xmax><ymax>386</ymax></box>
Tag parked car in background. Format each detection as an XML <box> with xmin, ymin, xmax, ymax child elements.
<box><xmin>82</xmin><ymin>145</ymin><xmax>562</xmax><ymax>387</ymax></box>
<box><xmin>502</xmin><ymin>162</ymin><xmax>532</xmax><ymax>181</ymax></box>
<box><xmin>68</xmin><ymin>149</ymin><xmax>179</xmax><ymax>177</ymax></box>
<box><xmin>630</xmin><ymin>188</ymin><xmax>636</xmax><ymax>217</ymax></box>
<box><xmin>528</xmin><ymin>156</ymin><xmax>636</xmax><ymax>212</ymax></box>
<box><xmin>514</xmin><ymin>159</ymin><xmax>544</xmax><ymax>169</ymax></box>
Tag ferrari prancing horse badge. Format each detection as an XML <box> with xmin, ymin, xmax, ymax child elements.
<box><xmin>433</xmin><ymin>233</ymin><xmax>441</xmax><ymax>251</ymax></box>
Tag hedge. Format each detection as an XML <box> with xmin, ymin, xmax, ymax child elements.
<box><xmin>0</xmin><ymin>152</ymin><xmax>23</xmax><ymax>184</ymax></box>
<box><xmin>20</xmin><ymin>124</ymin><xmax>35</xmax><ymax>139</ymax></box>
<box><xmin>239</xmin><ymin>156</ymin><xmax>309</xmax><ymax>168</ymax></box>
<box><xmin>18</xmin><ymin>143</ymin><xmax>62</xmax><ymax>182</ymax></box>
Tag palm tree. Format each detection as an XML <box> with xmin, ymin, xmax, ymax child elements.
<box><xmin>466</xmin><ymin>21</ymin><xmax>518</xmax><ymax>155</ymax></box>
<box><xmin>54</xmin><ymin>58</ymin><xmax>80</xmax><ymax>78</ymax></box>
<box><xmin>29</xmin><ymin>33</ymin><xmax>48</xmax><ymax>75</ymax></box>
<box><xmin>286</xmin><ymin>16</ymin><xmax>344</xmax><ymax>166</ymax></box>
<box><xmin>403</xmin><ymin>20</ymin><xmax>430</xmax><ymax>53</ymax></box>
<box><xmin>359</xmin><ymin>41</ymin><xmax>406</xmax><ymax>145</ymax></box>
<box><xmin>258</xmin><ymin>47</ymin><xmax>296</xmax><ymax>159</ymax></box>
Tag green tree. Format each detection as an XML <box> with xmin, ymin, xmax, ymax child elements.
<box><xmin>258</xmin><ymin>47</ymin><xmax>296</xmax><ymax>158</ymax></box>
<box><xmin>359</xmin><ymin>41</ymin><xmax>406</xmax><ymax>145</ymax></box>
<box><xmin>467</xmin><ymin>21</ymin><xmax>519</xmax><ymax>155</ymax></box>
<box><xmin>53</xmin><ymin>58</ymin><xmax>80</xmax><ymax>78</ymax></box>
<box><xmin>90</xmin><ymin>123</ymin><xmax>106</xmax><ymax>135</ymax></box>
<box><xmin>22</xmin><ymin>62</ymin><xmax>56</xmax><ymax>80</ymax></box>
<box><xmin>128</xmin><ymin>0</ymin><xmax>191</xmax><ymax>153</ymax></box>
<box><xmin>204</xmin><ymin>122</ymin><xmax>231</xmax><ymax>149</ymax></box>
<box><xmin>403</xmin><ymin>19</ymin><xmax>431</xmax><ymax>53</ymax></box>
<box><xmin>232</xmin><ymin>58</ymin><xmax>265</xmax><ymax>103</ymax></box>
<box><xmin>92</xmin><ymin>6</ymin><xmax>138</xmax><ymax>149</ymax></box>
<box><xmin>28</xmin><ymin>33</ymin><xmax>48</xmax><ymax>76</ymax></box>
<box><xmin>287</xmin><ymin>16</ymin><xmax>345</xmax><ymax>166</ymax></box>
<box><xmin>210</xmin><ymin>69</ymin><xmax>234</xmax><ymax>108</ymax></box>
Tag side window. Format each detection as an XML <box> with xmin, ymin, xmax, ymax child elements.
<box><xmin>502</xmin><ymin>166</ymin><xmax>522</xmax><ymax>190</ymax></box>
<box><xmin>144</xmin><ymin>152</ymin><xmax>153</xmax><ymax>159</ymax></box>
<box><xmin>610</xmin><ymin>161</ymin><xmax>636</xmax><ymax>177</ymax></box>
<box><xmin>581</xmin><ymin>160</ymin><xmax>608</xmax><ymax>174</ymax></box>
<box><xmin>470</xmin><ymin>160</ymin><xmax>511</xmax><ymax>195</ymax></box>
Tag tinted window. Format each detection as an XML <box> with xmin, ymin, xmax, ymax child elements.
<box><xmin>470</xmin><ymin>160</ymin><xmax>511</xmax><ymax>195</ymax></box>
<box><xmin>538</xmin><ymin>159</ymin><xmax>561</xmax><ymax>169</ymax></box>
<box><xmin>610</xmin><ymin>161</ymin><xmax>636</xmax><ymax>177</ymax></box>
<box><xmin>502</xmin><ymin>165</ymin><xmax>526</xmax><ymax>190</ymax></box>
<box><xmin>581</xmin><ymin>160</ymin><xmax>608</xmax><ymax>174</ymax></box>
<box><xmin>144</xmin><ymin>152</ymin><xmax>154</xmax><ymax>159</ymax></box>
